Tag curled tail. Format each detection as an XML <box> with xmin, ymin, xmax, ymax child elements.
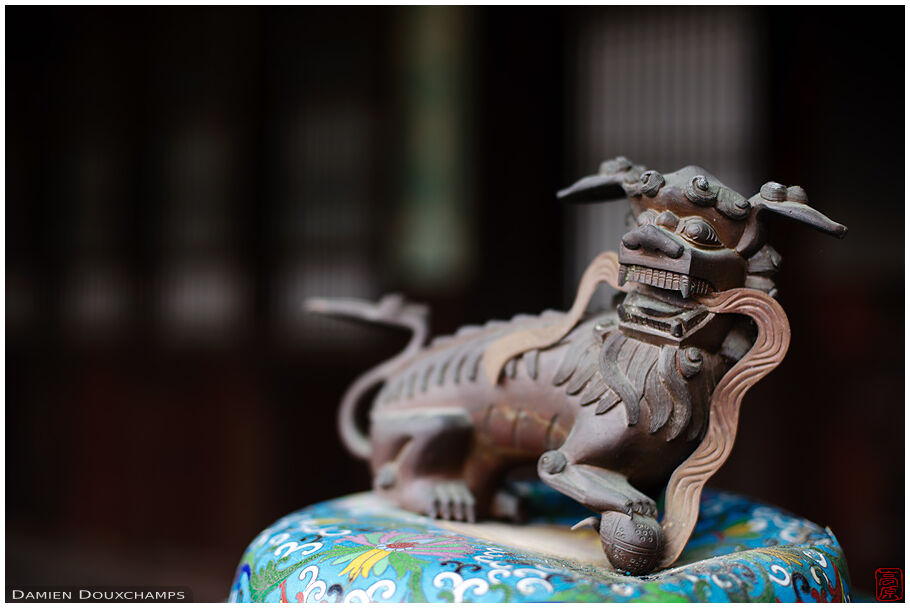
<box><xmin>305</xmin><ymin>293</ymin><xmax>429</xmax><ymax>460</ymax></box>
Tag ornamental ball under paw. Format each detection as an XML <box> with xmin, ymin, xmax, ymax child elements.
<box><xmin>599</xmin><ymin>511</ymin><xmax>664</xmax><ymax>576</ymax></box>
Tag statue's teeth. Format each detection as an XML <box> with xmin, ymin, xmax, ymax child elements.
<box><xmin>670</xmin><ymin>319</ymin><xmax>683</xmax><ymax>337</ymax></box>
<box><xmin>680</xmin><ymin>276</ymin><xmax>691</xmax><ymax>298</ymax></box>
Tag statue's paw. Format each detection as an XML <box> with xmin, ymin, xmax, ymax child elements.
<box><xmin>623</xmin><ymin>492</ymin><xmax>658</xmax><ymax>519</ymax></box>
<box><xmin>631</xmin><ymin>497</ymin><xmax>658</xmax><ymax>520</ymax></box>
<box><xmin>427</xmin><ymin>481</ymin><xmax>476</xmax><ymax>523</ymax></box>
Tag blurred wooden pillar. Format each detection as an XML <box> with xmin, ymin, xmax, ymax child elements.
<box><xmin>393</xmin><ymin>6</ymin><xmax>475</xmax><ymax>294</ymax></box>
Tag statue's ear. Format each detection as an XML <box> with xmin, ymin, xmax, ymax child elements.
<box><xmin>751</xmin><ymin>182</ymin><xmax>847</xmax><ymax>238</ymax></box>
<box><xmin>558</xmin><ymin>156</ymin><xmax>645</xmax><ymax>204</ymax></box>
<box><xmin>557</xmin><ymin>174</ymin><xmax>628</xmax><ymax>203</ymax></box>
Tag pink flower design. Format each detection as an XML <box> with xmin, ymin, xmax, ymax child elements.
<box><xmin>334</xmin><ymin>531</ymin><xmax>473</xmax><ymax>581</ymax></box>
<box><xmin>347</xmin><ymin>531</ymin><xmax>473</xmax><ymax>556</ymax></box>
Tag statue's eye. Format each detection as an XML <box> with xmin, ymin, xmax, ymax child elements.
<box><xmin>680</xmin><ymin>218</ymin><xmax>722</xmax><ymax>247</ymax></box>
<box><xmin>637</xmin><ymin>210</ymin><xmax>657</xmax><ymax>225</ymax></box>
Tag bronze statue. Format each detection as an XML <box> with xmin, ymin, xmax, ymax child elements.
<box><xmin>307</xmin><ymin>157</ymin><xmax>846</xmax><ymax>575</ymax></box>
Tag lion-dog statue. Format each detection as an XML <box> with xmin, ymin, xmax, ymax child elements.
<box><xmin>307</xmin><ymin>157</ymin><xmax>846</xmax><ymax>575</ymax></box>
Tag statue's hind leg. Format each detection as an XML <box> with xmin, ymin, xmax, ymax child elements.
<box><xmin>370</xmin><ymin>409</ymin><xmax>481</xmax><ymax>522</ymax></box>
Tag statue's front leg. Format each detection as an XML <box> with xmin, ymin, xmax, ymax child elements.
<box><xmin>537</xmin><ymin>448</ymin><xmax>662</xmax><ymax>575</ymax></box>
<box><xmin>537</xmin><ymin>449</ymin><xmax>657</xmax><ymax>519</ymax></box>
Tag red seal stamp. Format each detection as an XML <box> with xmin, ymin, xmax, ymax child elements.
<box><xmin>875</xmin><ymin>568</ymin><xmax>903</xmax><ymax>602</ymax></box>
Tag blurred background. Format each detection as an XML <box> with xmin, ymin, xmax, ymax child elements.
<box><xmin>6</xmin><ymin>6</ymin><xmax>903</xmax><ymax>601</ymax></box>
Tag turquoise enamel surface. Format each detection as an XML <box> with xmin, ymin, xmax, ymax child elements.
<box><xmin>229</xmin><ymin>483</ymin><xmax>851</xmax><ymax>602</ymax></box>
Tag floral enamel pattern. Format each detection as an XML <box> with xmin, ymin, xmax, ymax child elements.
<box><xmin>335</xmin><ymin>532</ymin><xmax>472</xmax><ymax>582</ymax></box>
<box><xmin>229</xmin><ymin>483</ymin><xmax>851</xmax><ymax>603</ymax></box>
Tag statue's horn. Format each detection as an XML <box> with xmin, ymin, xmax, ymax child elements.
<box><xmin>558</xmin><ymin>156</ymin><xmax>643</xmax><ymax>204</ymax></box>
<box><xmin>558</xmin><ymin>174</ymin><xmax>628</xmax><ymax>204</ymax></box>
<box><xmin>751</xmin><ymin>182</ymin><xmax>847</xmax><ymax>238</ymax></box>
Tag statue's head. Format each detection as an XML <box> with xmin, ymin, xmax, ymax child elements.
<box><xmin>561</xmin><ymin>156</ymin><xmax>846</xmax><ymax>296</ymax></box>
<box><xmin>559</xmin><ymin>157</ymin><xmax>846</xmax><ymax>342</ymax></box>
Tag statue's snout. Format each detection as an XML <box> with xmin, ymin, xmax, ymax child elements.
<box><xmin>621</xmin><ymin>225</ymin><xmax>685</xmax><ymax>259</ymax></box>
